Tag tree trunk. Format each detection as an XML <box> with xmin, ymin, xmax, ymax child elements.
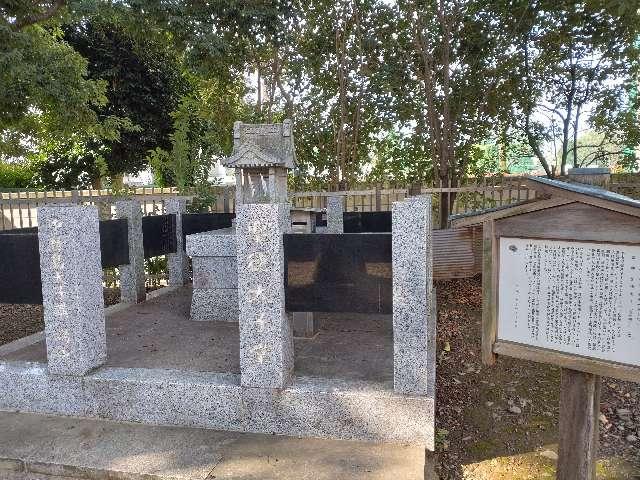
<box><xmin>439</xmin><ymin>191</ymin><xmax>449</xmax><ymax>229</ymax></box>
<box><xmin>573</xmin><ymin>105</ymin><xmax>581</xmax><ymax>168</ymax></box>
<box><xmin>256</xmin><ymin>67</ymin><xmax>262</xmax><ymax>116</ymax></box>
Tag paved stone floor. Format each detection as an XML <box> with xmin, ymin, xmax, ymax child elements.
<box><xmin>0</xmin><ymin>287</ymin><xmax>394</xmax><ymax>385</ymax></box>
<box><xmin>0</xmin><ymin>411</ymin><xmax>425</xmax><ymax>480</ymax></box>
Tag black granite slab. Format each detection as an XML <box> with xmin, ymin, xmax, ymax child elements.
<box><xmin>343</xmin><ymin>212</ymin><xmax>392</xmax><ymax>233</ymax></box>
<box><xmin>100</xmin><ymin>218</ymin><xmax>130</xmax><ymax>267</ymax></box>
<box><xmin>0</xmin><ymin>231</ymin><xmax>42</xmax><ymax>304</ymax></box>
<box><xmin>284</xmin><ymin>233</ymin><xmax>392</xmax><ymax>313</ymax></box>
<box><xmin>181</xmin><ymin>213</ymin><xmax>235</xmax><ymax>249</ymax></box>
<box><xmin>142</xmin><ymin>214</ymin><xmax>177</xmax><ymax>259</ymax></box>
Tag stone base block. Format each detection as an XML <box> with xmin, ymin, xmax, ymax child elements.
<box><xmin>186</xmin><ymin>229</ymin><xmax>236</xmax><ymax>257</ymax></box>
<box><xmin>190</xmin><ymin>289</ymin><xmax>238</xmax><ymax>322</ymax></box>
<box><xmin>192</xmin><ymin>257</ymin><xmax>238</xmax><ymax>290</ymax></box>
<box><xmin>0</xmin><ymin>362</ymin><xmax>434</xmax><ymax>448</ymax></box>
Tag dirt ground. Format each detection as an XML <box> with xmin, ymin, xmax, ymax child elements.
<box><xmin>1</xmin><ymin>278</ymin><xmax>638</xmax><ymax>479</ymax></box>
<box><xmin>434</xmin><ymin>277</ymin><xmax>640</xmax><ymax>480</ymax></box>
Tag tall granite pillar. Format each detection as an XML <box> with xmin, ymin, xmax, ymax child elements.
<box><xmin>165</xmin><ymin>198</ymin><xmax>189</xmax><ymax>286</ymax></box>
<box><xmin>237</xmin><ymin>203</ymin><xmax>293</xmax><ymax>389</ymax></box>
<box><xmin>326</xmin><ymin>196</ymin><xmax>344</xmax><ymax>233</ymax></box>
<box><xmin>115</xmin><ymin>200</ymin><xmax>145</xmax><ymax>303</ymax></box>
<box><xmin>95</xmin><ymin>200</ymin><xmax>112</xmax><ymax>220</ymax></box>
<box><xmin>38</xmin><ymin>204</ymin><xmax>107</xmax><ymax>375</ymax></box>
<box><xmin>392</xmin><ymin>196</ymin><xmax>435</xmax><ymax>395</ymax></box>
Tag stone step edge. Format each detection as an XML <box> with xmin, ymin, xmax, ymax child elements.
<box><xmin>0</xmin><ymin>456</ymin><xmax>188</xmax><ymax>480</ymax></box>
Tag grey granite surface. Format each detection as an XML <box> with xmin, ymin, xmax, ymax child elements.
<box><xmin>192</xmin><ymin>257</ymin><xmax>237</xmax><ymax>290</ymax></box>
<box><xmin>37</xmin><ymin>204</ymin><xmax>106</xmax><ymax>375</ymax></box>
<box><xmin>186</xmin><ymin>228</ymin><xmax>237</xmax><ymax>257</ymax></box>
<box><xmin>236</xmin><ymin>203</ymin><xmax>293</xmax><ymax>389</ymax></box>
<box><xmin>188</xmin><ymin>230</ymin><xmax>239</xmax><ymax>323</ymax></box>
<box><xmin>0</xmin><ymin>362</ymin><xmax>434</xmax><ymax>447</ymax></box>
<box><xmin>165</xmin><ymin>198</ymin><xmax>189</xmax><ymax>286</ymax></box>
<box><xmin>391</xmin><ymin>196</ymin><xmax>435</xmax><ymax>396</ymax></box>
<box><xmin>326</xmin><ymin>196</ymin><xmax>344</xmax><ymax>233</ymax></box>
<box><xmin>115</xmin><ymin>200</ymin><xmax>145</xmax><ymax>303</ymax></box>
<box><xmin>190</xmin><ymin>289</ymin><xmax>239</xmax><ymax>322</ymax></box>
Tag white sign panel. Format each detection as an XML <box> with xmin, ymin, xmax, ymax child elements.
<box><xmin>498</xmin><ymin>237</ymin><xmax>640</xmax><ymax>367</ymax></box>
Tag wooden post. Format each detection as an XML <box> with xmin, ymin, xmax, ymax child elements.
<box><xmin>375</xmin><ymin>183</ymin><xmax>382</xmax><ymax>211</ymax></box>
<box><xmin>223</xmin><ymin>187</ymin><xmax>230</xmax><ymax>213</ymax></box>
<box><xmin>556</xmin><ymin>368</ymin><xmax>601</xmax><ymax>480</ymax></box>
<box><xmin>424</xmin><ymin>450</ymin><xmax>438</xmax><ymax>480</ymax></box>
<box><xmin>481</xmin><ymin>219</ymin><xmax>497</xmax><ymax>365</ymax></box>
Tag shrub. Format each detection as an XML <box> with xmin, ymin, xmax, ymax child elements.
<box><xmin>0</xmin><ymin>162</ymin><xmax>34</xmax><ymax>188</ymax></box>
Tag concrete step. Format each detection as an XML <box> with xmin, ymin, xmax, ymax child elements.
<box><xmin>0</xmin><ymin>411</ymin><xmax>425</xmax><ymax>480</ymax></box>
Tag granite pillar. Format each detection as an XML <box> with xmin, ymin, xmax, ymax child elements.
<box><xmin>237</xmin><ymin>203</ymin><xmax>293</xmax><ymax>389</ymax></box>
<box><xmin>37</xmin><ymin>204</ymin><xmax>106</xmax><ymax>375</ymax></box>
<box><xmin>95</xmin><ymin>200</ymin><xmax>112</xmax><ymax>220</ymax></box>
<box><xmin>115</xmin><ymin>200</ymin><xmax>145</xmax><ymax>303</ymax></box>
<box><xmin>165</xmin><ymin>198</ymin><xmax>189</xmax><ymax>286</ymax></box>
<box><xmin>391</xmin><ymin>196</ymin><xmax>434</xmax><ymax>396</ymax></box>
<box><xmin>326</xmin><ymin>196</ymin><xmax>344</xmax><ymax>233</ymax></box>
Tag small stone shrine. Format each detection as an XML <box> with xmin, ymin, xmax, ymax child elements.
<box><xmin>188</xmin><ymin>120</ymin><xmax>297</xmax><ymax>323</ymax></box>
<box><xmin>225</xmin><ymin>119</ymin><xmax>295</xmax><ymax>205</ymax></box>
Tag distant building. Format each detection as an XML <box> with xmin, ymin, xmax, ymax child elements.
<box><xmin>208</xmin><ymin>160</ymin><xmax>235</xmax><ymax>185</ymax></box>
<box><xmin>123</xmin><ymin>170</ymin><xmax>154</xmax><ymax>187</ymax></box>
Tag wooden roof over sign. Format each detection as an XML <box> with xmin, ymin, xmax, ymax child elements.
<box><xmin>450</xmin><ymin>177</ymin><xmax>640</xmax><ymax>228</ymax></box>
<box><xmin>222</xmin><ymin>119</ymin><xmax>296</xmax><ymax>169</ymax></box>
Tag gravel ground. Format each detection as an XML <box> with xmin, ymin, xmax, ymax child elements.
<box><xmin>0</xmin><ymin>288</ymin><xmax>120</xmax><ymax>346</ymax></box>
<box><xmin>0</xmin><ymin>278</ymin><xmax>638</xmax><ymax>479</ymax></box>
<box><xmin>0</xmin><ymin>303</ymin><xmax>44</xmax><ymax>346</ymax></box>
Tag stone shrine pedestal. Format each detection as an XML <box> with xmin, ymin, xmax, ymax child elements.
<box><xmin>186</xmin><ymin>227</ymin><xmax>239</xmax><ymax>322</ymax></box>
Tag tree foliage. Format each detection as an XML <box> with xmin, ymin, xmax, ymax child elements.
<box><xmin>1</xmin><ymin>0</ymin><xmax>639</xmax><ymax>205</ymax></box>
<box><xmin>509</xmin><ymin>0</ymin><xmax>640</xmax><ymax>176</ymax></box>
<box><xmin>0</xmin><ymin>21</ymin><xmax>107</xmax><ymax>159</ymax></box>
<box><xmin>63</xmin><ymin>20</ymin><xmax>187</xmax><ymax>179</ymax></box>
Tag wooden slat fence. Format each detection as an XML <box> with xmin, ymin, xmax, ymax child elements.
<box><xmin>0</xmin><ymin>187</ymin><xmax>183</xmax><ymax>230</ymax></box>
<box><xmin>292</xmin><ymin>178</ymin><xmax>535</xmax><ymax>228</ymax></box>
<box><xmin>1</xmin><ymin>179</ymin><xmax>535</xmax><ymax>230</ymax></box>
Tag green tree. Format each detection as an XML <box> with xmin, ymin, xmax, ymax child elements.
<box><xmin>367</xmin><ymin>131</ymin><xmax>433</xmax><ymax>185</ymax></box>
<box><xmin>62</xmin><ymin>20</ymin><xmax>188</xmax><ymax>182</ymax></box>
<box><xmin>0</xmin><ymin>16</ymin><xmax>107</xmax><ymax>159</ymax></box>
<box><xmin>247</xmin><ymin>0</ymin><xmax>399</xmax><ymax>190</ymax></box>
<box><xmin>0</xmin><ymin>161</ymin><xmax>34</xmax><ymax>188</ymax></box>
<box><xmin>511</xmin><ymin>0</ymin><xmax>640</xmax><ymax>176</ymax></box>
<box><xmin>389</xmin><ymin>0</ymin><xmax>524</xmax><ymax>226</ymax></box>
<box><xmin>2</xmin><ymin>0</ymin><xmax>290</xmax><ymax>187</ymax></box>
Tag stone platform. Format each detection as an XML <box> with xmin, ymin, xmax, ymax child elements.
<box><xmin>0</xmin><ymin>410</ymin><xmax>426</xmax><ymax>479</ymax></box>
<box><xmin>0</xmin><ymin>287</ymin><xmax>434</xmax><ymax>447</ymax></box>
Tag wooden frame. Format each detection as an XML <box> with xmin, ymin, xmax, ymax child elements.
<box><xmin>481</xmin><ymin>195</ymin><xmax>640</xmax><ymax>383</ymax></box>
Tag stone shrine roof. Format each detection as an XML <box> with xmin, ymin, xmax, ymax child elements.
<box><xmin>223</xmin><ymin>120</ymin><xmax>296</xmax><ymax>169</ymax></box>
